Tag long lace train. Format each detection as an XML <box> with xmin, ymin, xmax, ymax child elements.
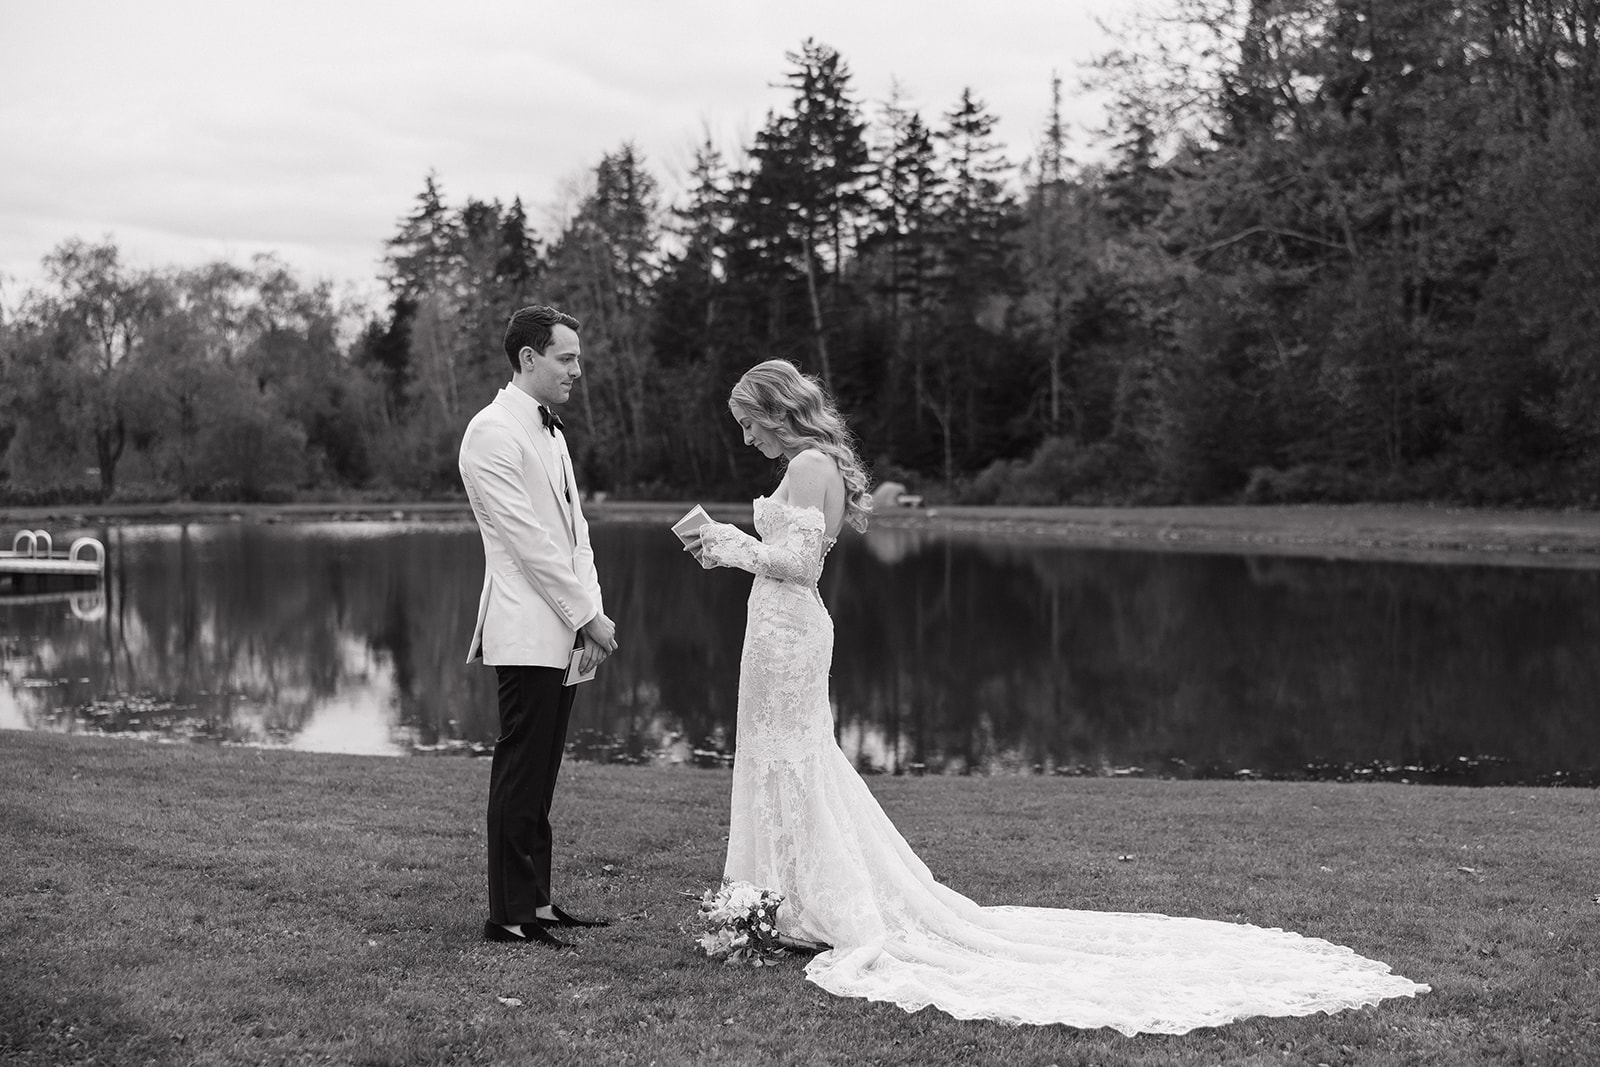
<box><xmin>699</xmin><ymin>496</ymin><xmax>1428</xmax><ymax>1034</ymax></box>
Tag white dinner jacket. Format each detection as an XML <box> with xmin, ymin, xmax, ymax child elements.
<box><xmin>459</xmin><ymin>385</ymin><xmax>602</xmax><ymax>667</ymax></box>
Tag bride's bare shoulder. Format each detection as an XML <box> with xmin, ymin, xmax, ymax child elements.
<box><xmin>789</xmin><ymin>448</ymin><xmax>840</xmax><ymax>476</ymax></box>
<box><xmin>778</xmin><ymin>449</ymin><xmax>843</xmax><ymax>507</ymax></box>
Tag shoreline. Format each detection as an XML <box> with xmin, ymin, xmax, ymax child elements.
<box><xmin>6</xmin><ymin>498</ymin><xmax>1600</xmax><ymax>567</ymax></box>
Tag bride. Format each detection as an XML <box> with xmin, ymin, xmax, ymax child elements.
<box><xmin>682</xmin><ymin>360</ymin><xmax>1428</xmax><ymax>1034</ymax></box>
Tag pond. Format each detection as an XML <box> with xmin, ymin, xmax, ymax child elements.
<box><xmin>2</xmin><ymin>516</ymin><xmax>1597</xmax><ymax>785</ymax></box>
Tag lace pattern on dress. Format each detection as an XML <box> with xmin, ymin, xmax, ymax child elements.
<box><xmin>713</xmin><ymin>495</ymin><xmax>1428</xmax><ymax>1033</ymax></box>
<box><xmin>697</xmin><ymin>497</ymin><xmax>832</xmax><ymax>585</ymax></box>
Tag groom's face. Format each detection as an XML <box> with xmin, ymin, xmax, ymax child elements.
<box><xmin>522</xmin><ymin>324</ymin><xmax>582</xmax><ymax>407</ymax></box>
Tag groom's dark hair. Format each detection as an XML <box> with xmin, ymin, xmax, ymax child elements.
<box><xmin>503</xmin><ymin>305</ymin><xmax>581</xmax><ymax>372</ymax></box>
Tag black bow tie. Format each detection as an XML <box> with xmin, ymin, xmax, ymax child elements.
<box><xmin>539</xmin><ymin>405</ymin><xmax>563</xmax><ymax>434</ymax></box>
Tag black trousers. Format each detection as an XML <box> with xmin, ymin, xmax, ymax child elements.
<box><xmin>486</xmin><ymin>663</ymin><xmax>577</xmax><ymax>925</ymax></box>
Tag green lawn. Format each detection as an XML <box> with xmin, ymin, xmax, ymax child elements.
<box><xmin>2</xmin><ymin>730</ymin><xmax>1596</xmax><ymax>1066</ymax></box>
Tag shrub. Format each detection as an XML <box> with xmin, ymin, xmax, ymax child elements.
<box><xmin>0</xmin><ymin>484</ymin><xmax>103</xmax><ymax>507</ymax></box>
<box><xmin>107</xmin><ymin>484</ymin><xmax>180</xmax><ymax>505</ymax></box>
<box><xmin>958</xmin><ymin>438</ymin><xmax>1147</xmax><ymax>506</ymax></box>
<box><xmin>1242</xmin><ymin>464</ymin><xmax>1364</xmax><ymax>504</ymax></box>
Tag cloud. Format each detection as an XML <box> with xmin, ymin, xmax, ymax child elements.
<box><xmin>1</xmin><ymin>0</ymin><xmax>1142</xmax><ymax>309</ymax></box>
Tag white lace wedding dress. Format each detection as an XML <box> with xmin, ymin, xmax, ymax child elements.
<box><xmin>697</xmin><ymin>496</ymin><xmax>1428</xmax><ymax>1034</ymax></box>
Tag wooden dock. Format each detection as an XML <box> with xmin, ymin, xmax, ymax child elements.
<box><xmin>0</xmin><ymin>530</ymin><xmax>106</xmax><ymax>579</ymax></box>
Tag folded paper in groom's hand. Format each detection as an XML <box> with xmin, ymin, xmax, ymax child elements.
<box><xmin>564</xmin><ymin>648</ymin><xmax>597</xmax><ymax>686</ymax></box>
<box><xmin>672</xmin><ymin>504</ymin><xmax>712</xmax><ymax>545</ymax></box>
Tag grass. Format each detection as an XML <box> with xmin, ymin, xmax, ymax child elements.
<box><xmin>2</xmin><ymin>731</ymin><xmax>1596</xmax><ymax>1066</ymax></box>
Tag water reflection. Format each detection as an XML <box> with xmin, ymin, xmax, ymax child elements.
<box><xmin>2</xmin><ymin>518</ymin><xmax>1598</xmax><ymax>784</ymax></box>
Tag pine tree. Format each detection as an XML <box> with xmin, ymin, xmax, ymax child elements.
<box><xmin>1017</xmin><ymin>74</ymin><xmax>1079</xmax><ymax>439</ymax></box>
<box><xmin>865</xmin><ymin>81</ymin><xmax>943</xmax><ymax>448</ymax></box>
<box><xmin>376</xmin><ymin>172</ymin><xmax>466</xmax><ymax>429</ymax></box>
<box><xmin>651</xmin><ymin>134</ymin><xmax>746</xmax><ymax>486</ymax></box>
<box><xmin>741</xmin><ymin>39</ymin><xmax>872</xmax><ymax>390</ymax></box>
<box><xmin>384</xmin><ymin>171</ymin><xmax>462</xmax><ymax>301</ymax></box>
<box><xmin>934</xmin><ymin>87</ymin><xmax>1017</xmax><ymax>304</ymax></box>
<box><xmin>654</xmin><ymin>134</ymin><xmax>738</xmax><ymax>375</ymax></box>
<box><xmin>923</xmin><ymin>88</ymin><xmax>1019</xmax><ymax>484</ymax></box>
<box><xmin>495</xmin><ymin>197</ymin><xmax>542</xmax><ymax>300</ymax></box>
<box><xmin>546</xmin><ymin>144</ymin><xmax>662</xmax><ymax>490</ymax></box>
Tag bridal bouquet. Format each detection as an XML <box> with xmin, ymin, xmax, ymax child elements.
<box><xmin>696</xmin><ymin>879</ymin><xmax>789</xmax><ymax>966</ymax></box>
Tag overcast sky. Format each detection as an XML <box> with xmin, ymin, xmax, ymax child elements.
<box><xmin>1</xmin><ymin>0</ymin><xmax>1147</xmax><ymax>313</ymax></box>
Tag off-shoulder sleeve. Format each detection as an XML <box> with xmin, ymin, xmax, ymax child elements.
<box><xmin>698</xmin><ymin>509</ymin><xmax>826</xmax><ymax>585</ymax></box>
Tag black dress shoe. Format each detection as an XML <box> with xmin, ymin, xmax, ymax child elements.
<box><xmin>537</xmin><ymin>904</ymin><xmax>610</xmax><ymax>929</ymax></box>
<box><xmin>482</xmin><ymin>920</ymin><xmax>571</xmax><ymax>949</ymax></box>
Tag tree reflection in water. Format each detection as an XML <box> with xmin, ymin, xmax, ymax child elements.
<box><xmin>2</xmin><ymin>518</ymin><xmax>1597</xmax><ymax>784</ymax></box>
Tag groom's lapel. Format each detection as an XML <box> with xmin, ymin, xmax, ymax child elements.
<box><xmin>496</xmin><ymin>391</ymin><xmax>575</xmax><ymax>537</ymax></box>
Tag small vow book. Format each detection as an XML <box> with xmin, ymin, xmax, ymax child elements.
<box><xmin>563</xmin><ymin>648</ymin><xmax>597</xmax><ymax>686</ymax></box>
<box><xmin>671</xmin><ymin>504</ymin><xmax>712</xmax><ymax>545</ymax></box>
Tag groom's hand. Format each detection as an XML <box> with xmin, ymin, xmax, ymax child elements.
<box><xmin>582</xmin><ymin>612</ymin><xmax>618</xmax><ymax>655</ymax></box>
<box><xmin>578</xmin><ymin>634</ymin><xmax>608</xmax><ymax>674</ymax></box>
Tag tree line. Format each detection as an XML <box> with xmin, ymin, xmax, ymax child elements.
<box><xmin>5</xmin><ymin>0</ymin><xmax>1599</xmax><ymax>508</ymax></box>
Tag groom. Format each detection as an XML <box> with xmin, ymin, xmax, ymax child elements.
<box><xmin>459</xmin><ymin>304</ymin><xmax>618</xmax><ymax>949</ymax></box>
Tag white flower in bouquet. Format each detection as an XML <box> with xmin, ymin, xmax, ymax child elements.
<box><xmin>695</xmin><ymin>878</ymin><xmax>789</xmax><ymax>966</ymax></box>
<box><xmin>697</xmin><ymin>928</ymin><xmax>737</xmax><ymax>956</ymax></box>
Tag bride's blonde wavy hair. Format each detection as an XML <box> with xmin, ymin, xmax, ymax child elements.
<box><xmin>729</xmin><ymin>360</ymin><xmax>873</xmax><ymax>533</ymax></box>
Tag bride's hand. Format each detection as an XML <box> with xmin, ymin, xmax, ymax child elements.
<box><xmin>681</xmin><ymin>527</ymin><xmax>705</xmax><ymax>562</ymax></box>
